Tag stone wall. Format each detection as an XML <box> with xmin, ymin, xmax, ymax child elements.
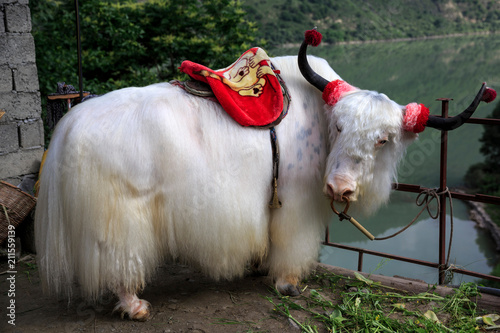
<box><xmin>0</xmin><ymin>0</ymin><xmax>44</xmax><ymax>187</ymax></box>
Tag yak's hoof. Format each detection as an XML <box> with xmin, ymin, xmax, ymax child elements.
<box><xmin>113</xmin><ymin>299</ymin><xmax>152</xmax><ymax>321</ymax></box>
<box><xmin>277</xmin><ymin>283</ymin><xmax>301</xmax><ymax>296</ymax></box>
<box><xmin>129</xmin><ymin>301</ymin><xmax>151</xmax><ymax>321</ymax></box>
<box><xmin>276</xmin><ymin>276</ymin><xmax>301</xmax><ymax>296</ymax></box>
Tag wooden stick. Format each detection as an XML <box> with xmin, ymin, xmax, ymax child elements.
<box><xmin>348</xmin><ymin>216</ymin><xmax>375</xmax><ymax>240</ymax></box>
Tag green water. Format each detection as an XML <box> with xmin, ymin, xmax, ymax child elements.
<box><xmin>275</xmin><ymin>34</ymin><xmax>500</xmax><ymax>284</ymax></box>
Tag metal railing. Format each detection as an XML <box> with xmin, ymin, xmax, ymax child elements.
<box><xmin>323</xmin><ymin>98</ymin><xmax>500</xmax><ymax>284</ymax></box>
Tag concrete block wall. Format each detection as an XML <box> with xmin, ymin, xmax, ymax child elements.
<box><xmin>0</xmin><ymin>0</ymin><xmax>44</xmax><ymax>186</ymax></box>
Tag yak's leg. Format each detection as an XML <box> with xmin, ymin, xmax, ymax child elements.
<box><xmin>251</xmin><ymin>256</ymin><xmax>300</xmax><ymax>294</ymax></box>
<box><xmin>266</xmin><ymin>247</ymin><xmax>303</xmax><ymax>296</ymax></box>
<box><xmin>113</xmin><ymin>286</ymin><xmax>151</xmax><ymax>321</ymax></box>
<box><xmin>267</xmin><ymin>211</ymin><xmax>327</xmax><ymax>297</ymax></box>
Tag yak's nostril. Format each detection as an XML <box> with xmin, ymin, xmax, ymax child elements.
<box><xmin>327</xmin><ymin>184</ymin><xmax>335</xmax><ymax>197</ymax></box>
<box><xmin>327</xmin><ymin>184</ymin><xmax>354</xmax><ymax>201</ymax></box>
<box><xmin>341</xmin><ymin>189</ymin><xmax>354</xmax><ymax>200</ymax></box>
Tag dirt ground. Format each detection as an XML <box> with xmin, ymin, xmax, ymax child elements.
<box><xmin>1</xmin><ymin>254</ymin><xmax>499</xmax><ymax>333</ymax></box>
<box><xmin>1</xmin><ymin>255</ymin><xmax>297</xmax><ymax>333</ymax></box>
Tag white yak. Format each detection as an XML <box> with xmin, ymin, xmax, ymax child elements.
<box><xmin>35</xmin><ymin>29</ymin><xmax>494</xmax><ymax>320</ymax></box>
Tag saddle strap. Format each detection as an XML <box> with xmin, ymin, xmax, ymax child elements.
<box><xmin>268</xmin><ymin>127</ymin><xmax>282</xmax><ymax>209</ymax></box>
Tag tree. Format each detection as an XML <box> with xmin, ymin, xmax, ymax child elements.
<box><xmin>137</xmin><ymin>0</ymin><xmax>261</xmax><ymax>81</ymax></box>
<box><xmin>467</xmin><ymin>101</ymin><xmax>500</xmax><ymax>288</ymax></box>
<box><xmin>465</xmin><ymin>102</ymin><xmax>500</xmax><ymax>196</ymax></box>
<box><xmin>479</xmin><ymin>103</ymin><xmax>500</xmax><ymax>169</ymax></box>
<box><xmin>31</xmin><ymin>0</ymin><xmax>260</xmax><ymax>97</ymax></box>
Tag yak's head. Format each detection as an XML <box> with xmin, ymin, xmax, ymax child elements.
<box><xmin>298</xmin><ymin>29</ymin><xmax>496</xmax><ymax>215</ymax></box>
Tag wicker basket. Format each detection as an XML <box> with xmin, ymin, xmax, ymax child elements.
<box><xmin>0</xmin><ymin>181</ymin><xmax>37</xmax><ymax>244</ymax></box>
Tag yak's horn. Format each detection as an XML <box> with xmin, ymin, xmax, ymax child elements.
<box><xmin>426</xmin><ymin>83</ymin><xmax>488</xmax><ymax>131</ymax></box>
<box><xmin>298</xmin><ymin>29</ymin><xmax>329</xmax><ymax>92</ymax></box>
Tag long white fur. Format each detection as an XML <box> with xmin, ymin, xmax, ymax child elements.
<box><xmin>324</xmin><ymin>90</ymin><xmax>417</xmax><ymax>215</ymax></box>
<box><xmin>35</xmin><ymin>55</ymin><xmax>417</xmax><ymax>302</ymax></box>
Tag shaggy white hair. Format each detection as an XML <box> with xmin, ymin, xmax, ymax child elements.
<box><xmin>35</xmin><ymin>54</ymin><xmax>417</xmax><ymax>316</ymax></box>
<box><xmin>325</xmin><ymin>90</ymin><xmax>416</xmax><ymax>215</ymax></box>
<box><xmin>35</xmin><ymin>56</ymin><xmax>337</xmax><ymax>301</ymax></box>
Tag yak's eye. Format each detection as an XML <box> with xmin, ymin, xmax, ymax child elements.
<box><xmin>336</xmin><ymin>125</ymin><xmax>342</xmax><ymax>133</ymax></box>
<box><xmin>375</xmin><ymin>138</ymin><xmax>388</xmax><ymax>148</ymax></box>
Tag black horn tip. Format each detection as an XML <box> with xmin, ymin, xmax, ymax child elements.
<box><xmin>298</xmin><ymin>29</ymin><xmax>330</xmax><ymax>92</ymax></box>
<box><xmin>425</xmin><ymin>83</ymin><xmax>489</xmax><ymax>131</ymax></box>
<box><xmin>481</xmin><ymin>85</ymin><xmax>497</xmax><ymax>103</ymax></box>
<box><xmin>304</xmin><ymin>29</ymin><xmax>323</xmax><ymax>47</ymax></box>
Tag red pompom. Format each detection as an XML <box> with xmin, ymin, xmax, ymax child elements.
<box><xmin>482</xmin><ymin>87</ymin><xmax>497</xmax><ymax>103</ymax></box>
<box><xmin>403</xmin><ymin>103</ymin><xmax>430</xmax><ymax>133</ymax></box>
<box><xmin>322</xmin><ymin>79</ymin><xmax>357</xmax><ymax>106</ymax></box>
<box><xmin>414</xmin><ymin>104</ymin><xmax>430</xmax><ymax>133</ymax></box>
<box><xmin>304</xmin><ymin>29</ymin><xmax>322</xmax><ymax>47</ymax></box>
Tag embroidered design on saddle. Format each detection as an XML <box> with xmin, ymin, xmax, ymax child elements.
<box><xmin>179</xmin><ymin>47</ymin><xmax>288</xmax><ymax>127</ymax></box>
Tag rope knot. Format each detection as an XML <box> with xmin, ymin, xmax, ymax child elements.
<box><xmin>328</xmin><ymin>185</ymin><xmax>455</xmax><ymax>263</ymax></box>
<box><xmin>416</xmin><ymin>187</ymin><xmax>449</xmax><ymax>220</ymax></box>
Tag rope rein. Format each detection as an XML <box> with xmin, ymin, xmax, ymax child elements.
<box><xmin>330</xmin><ymin>187</ymin><xmax>454</xmax><ymax>267</ymax></box>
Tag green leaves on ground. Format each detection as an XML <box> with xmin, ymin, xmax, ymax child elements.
<box><xmin>268</xmin><ymin>270</ymin><xmax>496</xmax><ymax>332</ymax></box>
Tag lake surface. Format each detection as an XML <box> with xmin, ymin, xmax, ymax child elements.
<box><xmin>274</xmin><ymin>34</ymin><xmax>500</xmax><ymax>284</ymax></box>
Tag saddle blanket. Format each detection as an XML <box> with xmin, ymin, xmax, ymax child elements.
<box><xmin>179</xmin><ymin>48</ymin><xmax>285</xmax><ymax>127</ymax></box>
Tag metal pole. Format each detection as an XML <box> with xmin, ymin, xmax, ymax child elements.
<box><xmin>323</xmin><ymin>241</ymin><xmax>500</xmax><ymax>283</ymax></box>
<box><xmin>357</xmin><ymin>252</ymin><xmax>364</xmax><ymax>272</ymax></box>
<box><xmin>437</xmin><ymin>98</ymin><xmax>451</xmax><ymax>284</ymax></box>
<box><xmin>74</xmin><ymin>0</ymin><xmax>83</xmax><ymax>100</ymax></box>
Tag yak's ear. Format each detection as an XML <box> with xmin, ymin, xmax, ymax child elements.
<box><xmin>402</xmin><ymin>103</ymin><xmax>429</xmax><ymax>134</ymax></box>
<box><xmin>401</xmin><ymin>123</ymin><xmax>419</xmax><ymax>142</ymax></box>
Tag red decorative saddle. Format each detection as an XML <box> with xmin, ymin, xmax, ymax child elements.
<box><xmin>179</xmin><ymin>48</ymin><xmax>288</xmax><ymax>127</ymax></box>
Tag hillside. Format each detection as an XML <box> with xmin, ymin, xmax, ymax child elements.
<box><xmin>241</xmin><ymin>0</ymin><xmax>500</xmax><ymax>46</ymax></box>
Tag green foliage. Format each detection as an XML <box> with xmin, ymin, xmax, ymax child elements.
<box><xmin>267</xmin><ymin>270</ymin><xmax>494</xmax><ymax>332</ymax></box>
<box><xmin>464</xmin><ymin>97</ymin><xmax>500</xmax><ymax>287</ymax></box>
<box><xmin>138</xmin><ymin>0</ymin><xmax>260</xmax><ymax>81</ymax></box>
<box><xmin>31</xmin><ymin>0</ymin><xmax>78</xmax><ymax>98</ymax></box>
<box><xmin>465</xmin><ymin>102</ymin><xmax>500</xmax><ymax>196</ymax></box>
<box><xmin>31</xmin><ymin>0</ymin><xmax>259</xmax><ymax>98</ymax></box>
<box><xmin>479</xmin><ymin>102</ymin><xmax>500</xmax><ymax>169</ymax></box>
<box><xmin>487</xmin><ymin>263</ymin><xmax>500</xmax><ymax>288</ymax></box>
<box><xmin>242</xmin><ymin>0</ymin><xmax>500</xmax><ymax>45</ymax></box>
